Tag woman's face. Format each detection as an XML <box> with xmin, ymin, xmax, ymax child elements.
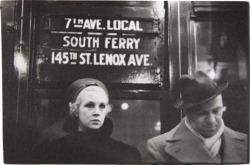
<box><xmin>74</xmin><ymin>86</ymin><xmax>111</xmax><ymax>132</ymax></box>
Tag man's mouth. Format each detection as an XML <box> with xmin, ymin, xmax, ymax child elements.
<box><xmin>204</xmin><ymin>125</ymin><xmax>217</xmax><ymax>130</ymax></box>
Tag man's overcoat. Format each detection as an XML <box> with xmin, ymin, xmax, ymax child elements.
<box><xmin>146</xmin><ymin>119</ymin><xmax>247</xmax><ymax>163</ymax></box>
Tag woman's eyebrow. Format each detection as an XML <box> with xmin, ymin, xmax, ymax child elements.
<box><xmin>85</xmin><ymin>101</ymin><xmax>94</xmax><ymax>104</ymax></box>
<box><xmin>100</xmin><ymin>102</ymin><xmax>109</xmax><ymax>105</ymax></box>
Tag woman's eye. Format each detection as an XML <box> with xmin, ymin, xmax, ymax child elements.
<box><xmin>100</xmin><ymin>104</ymin><xmax>106</xmax><ymax>109</ymax></box>
<box><xmin>85</xmin><ymin>103</ymin><xmax>94</xmax><ymax>108</ymax></box>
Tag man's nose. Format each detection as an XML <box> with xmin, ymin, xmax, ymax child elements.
<box><xmin>206</xmin><ymin>113</ymin><xmax>216</xmax><ymax>124</ymax></box>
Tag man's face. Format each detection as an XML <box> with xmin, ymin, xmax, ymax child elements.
<box><xmin>185</xmin><ymin>95</ymin><xmax>225</xmax><ymax>138</ymax></box>
<box><xmin>74</xmin><ymin>86</ymin><xmax>111</xmax><ymax>131</ymax></box>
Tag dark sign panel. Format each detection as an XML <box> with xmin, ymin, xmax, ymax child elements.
<box><xmin>34</xmin><ymin>1</ymin><xmax>166</xmax><ymax>89</ymax></box>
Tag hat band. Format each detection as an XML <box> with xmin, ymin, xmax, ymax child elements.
<box><xmin>85</xmin><ymin>83</ymin><xmax>98</xmax><ymax>87</ymax></box>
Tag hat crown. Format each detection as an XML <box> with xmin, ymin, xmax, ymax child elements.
<box><xmin>180</xmin><ymin>71</ymin><xmax>219</xmax><ymax>105</ymax></box>
<box><xmin>68</xmin><ymin>78</ymin><xmax>108</xmax><ymax>102</ymax></box>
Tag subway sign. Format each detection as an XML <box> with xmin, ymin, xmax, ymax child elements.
<box><xmin>34</xmin><ymin>1</ymin><xmax>166</xmax><ymax>88</ymax></box>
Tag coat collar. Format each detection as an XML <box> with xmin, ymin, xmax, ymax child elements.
<box><xmin>164</xmin><ymin>119</ymin><xmax>218</xmax><ymax>163</ymax></box>
<box><xmin>163</xmin><ymin>119</ymin><xmax>246</xmax><ymax>163</ymax></box>
<box><xmin>222</xmin><ymin>127</ymin><xmax>247</xmax><ymax>163</ymax></box>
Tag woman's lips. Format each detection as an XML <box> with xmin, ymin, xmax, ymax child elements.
<box><xmin>91</xmin><ymin>119</ymin><xmax>101</xmax><ymax>123</ymax></box>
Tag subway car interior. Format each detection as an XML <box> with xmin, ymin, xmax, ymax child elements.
<box><xmin>1</xmin><ymin>1</ymin><xmax>249</xmax><ymax>163</ymax></box>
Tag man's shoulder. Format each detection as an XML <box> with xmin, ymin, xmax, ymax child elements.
<box><xmin>147</xmin><ymin>122</ymin><xmax>184</xmax><ymax>146</ymax></box>
<box><xmin>224</xmin><ymin>126</ymin><xmax>247</xmax><ymax>142</ymax></box>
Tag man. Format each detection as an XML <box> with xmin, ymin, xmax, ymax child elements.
<box><xmin>33</xmin><ymin>78</ymin><xmax>141</xmax><ymax>163</ymax></box>
<box><xmin>146</xmin><ymin>71</ymin><xmax>248</xmax><ymax>163</ymax></box>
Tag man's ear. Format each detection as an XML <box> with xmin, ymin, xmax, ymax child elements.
<box><xmin>69</xmin><ymin>102</ymin><xmax>79</xmax><ymax>116</ymax></box>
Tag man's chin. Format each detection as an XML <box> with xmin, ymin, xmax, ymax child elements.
<box><xmin>202</xmin><ymin>129</ymin><xmax>218</xmax><ymax>138</ymax></box>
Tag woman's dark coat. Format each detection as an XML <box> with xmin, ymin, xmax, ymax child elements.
<box><xmin>32</xmin><ymin>118</ymin><xmax>141</xmax><ymax>163</ymax></box>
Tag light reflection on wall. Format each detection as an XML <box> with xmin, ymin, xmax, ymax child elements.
<box><xmin>14</xmin><ymin>52</ymin><xmax>27</xmax><ymax>74</ymax></box>
<box><xmin>154</xmin><ymin>1</ymin><xmax>165</xmax><ymax>19</ymax></box>
<box><xmin>154</xmin><ymin>121</ymin><xmax>161</xmax><ymax>131</ymax></box>
<box><xmin>126</xmin><ymin>72</ymin><xmax>155</xmax><ymax>84</ymax></box>
<box><xmin>121</xmin><ymin>102</ymin><xmax>129</xmax><ymax>110</ymax></box>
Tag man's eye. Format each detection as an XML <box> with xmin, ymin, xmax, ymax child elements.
<box><xmin>85</xmin><ymin>103</ymin><xmax>94</xmax><ymax>108</ymax></box>
<box><xmin>212</xmin><ymin>108</ymin><xmax>222</xmax><ymax>114</ymax></box>
<box><xmin>213</xmin><ymin>110</ymin><xmax>219</xmax><ymax>114</ymax></box>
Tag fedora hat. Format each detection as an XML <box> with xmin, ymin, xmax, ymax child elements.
<box><xmin>174</xmin><ymin>70</ymin><xmax>228</xmax><ymax>109</ymax></box>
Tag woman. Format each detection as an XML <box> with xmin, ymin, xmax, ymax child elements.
<box><xmin>33</xmin><ymin>78</ymin><xmax>141</xmax><ymax>163</ymax></box>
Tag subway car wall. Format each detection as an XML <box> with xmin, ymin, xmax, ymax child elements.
<box><xmin>1</xmin><ymin>1</ymin><xmax>249</xmax><ymax>164</ymax></box>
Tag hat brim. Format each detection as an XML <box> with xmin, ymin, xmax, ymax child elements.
<box><xmin>174</xmin><ymin>81</ymin><xmax>229</xmax><ymax>110</ymax></box>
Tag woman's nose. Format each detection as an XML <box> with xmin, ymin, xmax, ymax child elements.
<box><xmin>93</xmin><ymin>107</ymin><xmax>101</xmax><ymax>116</ymax></box>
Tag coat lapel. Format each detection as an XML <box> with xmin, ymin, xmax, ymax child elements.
<box><xmin>222</xmin><ymin>128</ymin><xmax>247</xmax><ymax>163</ymax></box>
<box><xmin>164</xmin><ymin>120</ymin><xmax>218</xmax><ymax>163</ymax></box>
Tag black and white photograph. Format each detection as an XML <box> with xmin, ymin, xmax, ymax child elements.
<box><xmin>1</xmin><ymin>1</ymin><xmax>249</xmax><ymax>164</ymax></box>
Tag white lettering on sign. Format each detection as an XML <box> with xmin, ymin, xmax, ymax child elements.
<box><xmin>105</xmin><ymin>37</ymin><xmax>140</xmax><ymax>49</ymax></box>
<box><xmin>51</xmin><ymin>52</ymin><xmax>71</xmax><ymax>64</ymax></box>
<box><xmin>93</xmin><ymin>53</ymin><xmax>126</xmax><ymax>66</ymax></box>
<box><xmin>49</xmin><ymin>18</ymin><xmax>154</xmax><ymax>67</ymax></box>
<box><xmin>65</xmin><ymin>18</ymin><xmax>143</xmax><ymax>31</ymax></box>
<box><xmin>127</xmin><ymin>54</ymin><xmax>150</xmax><ymax>66</ymax></box>
<box><xmin>65</xmin><ymin>18</ymin><xmax>103</xmax><ymax>30</ymax></box>
<box><xmin>79</xmin><ymin>53</ymin><xmax>91</xmax><ymax>65</ymax></box>
<box><xmin>51</xmin><ymin>51</ymin><xmax>151</xmax><ymax>66</ymax></box>
<box><xmin>63</xmin><ymin>36</ymin><xmax>99</xmax><ymax>48</ymax></box>
<box><xmin>107</xmin><ymin>20</ymin><xmax>143</xmax><ymax>31</ymax></box>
